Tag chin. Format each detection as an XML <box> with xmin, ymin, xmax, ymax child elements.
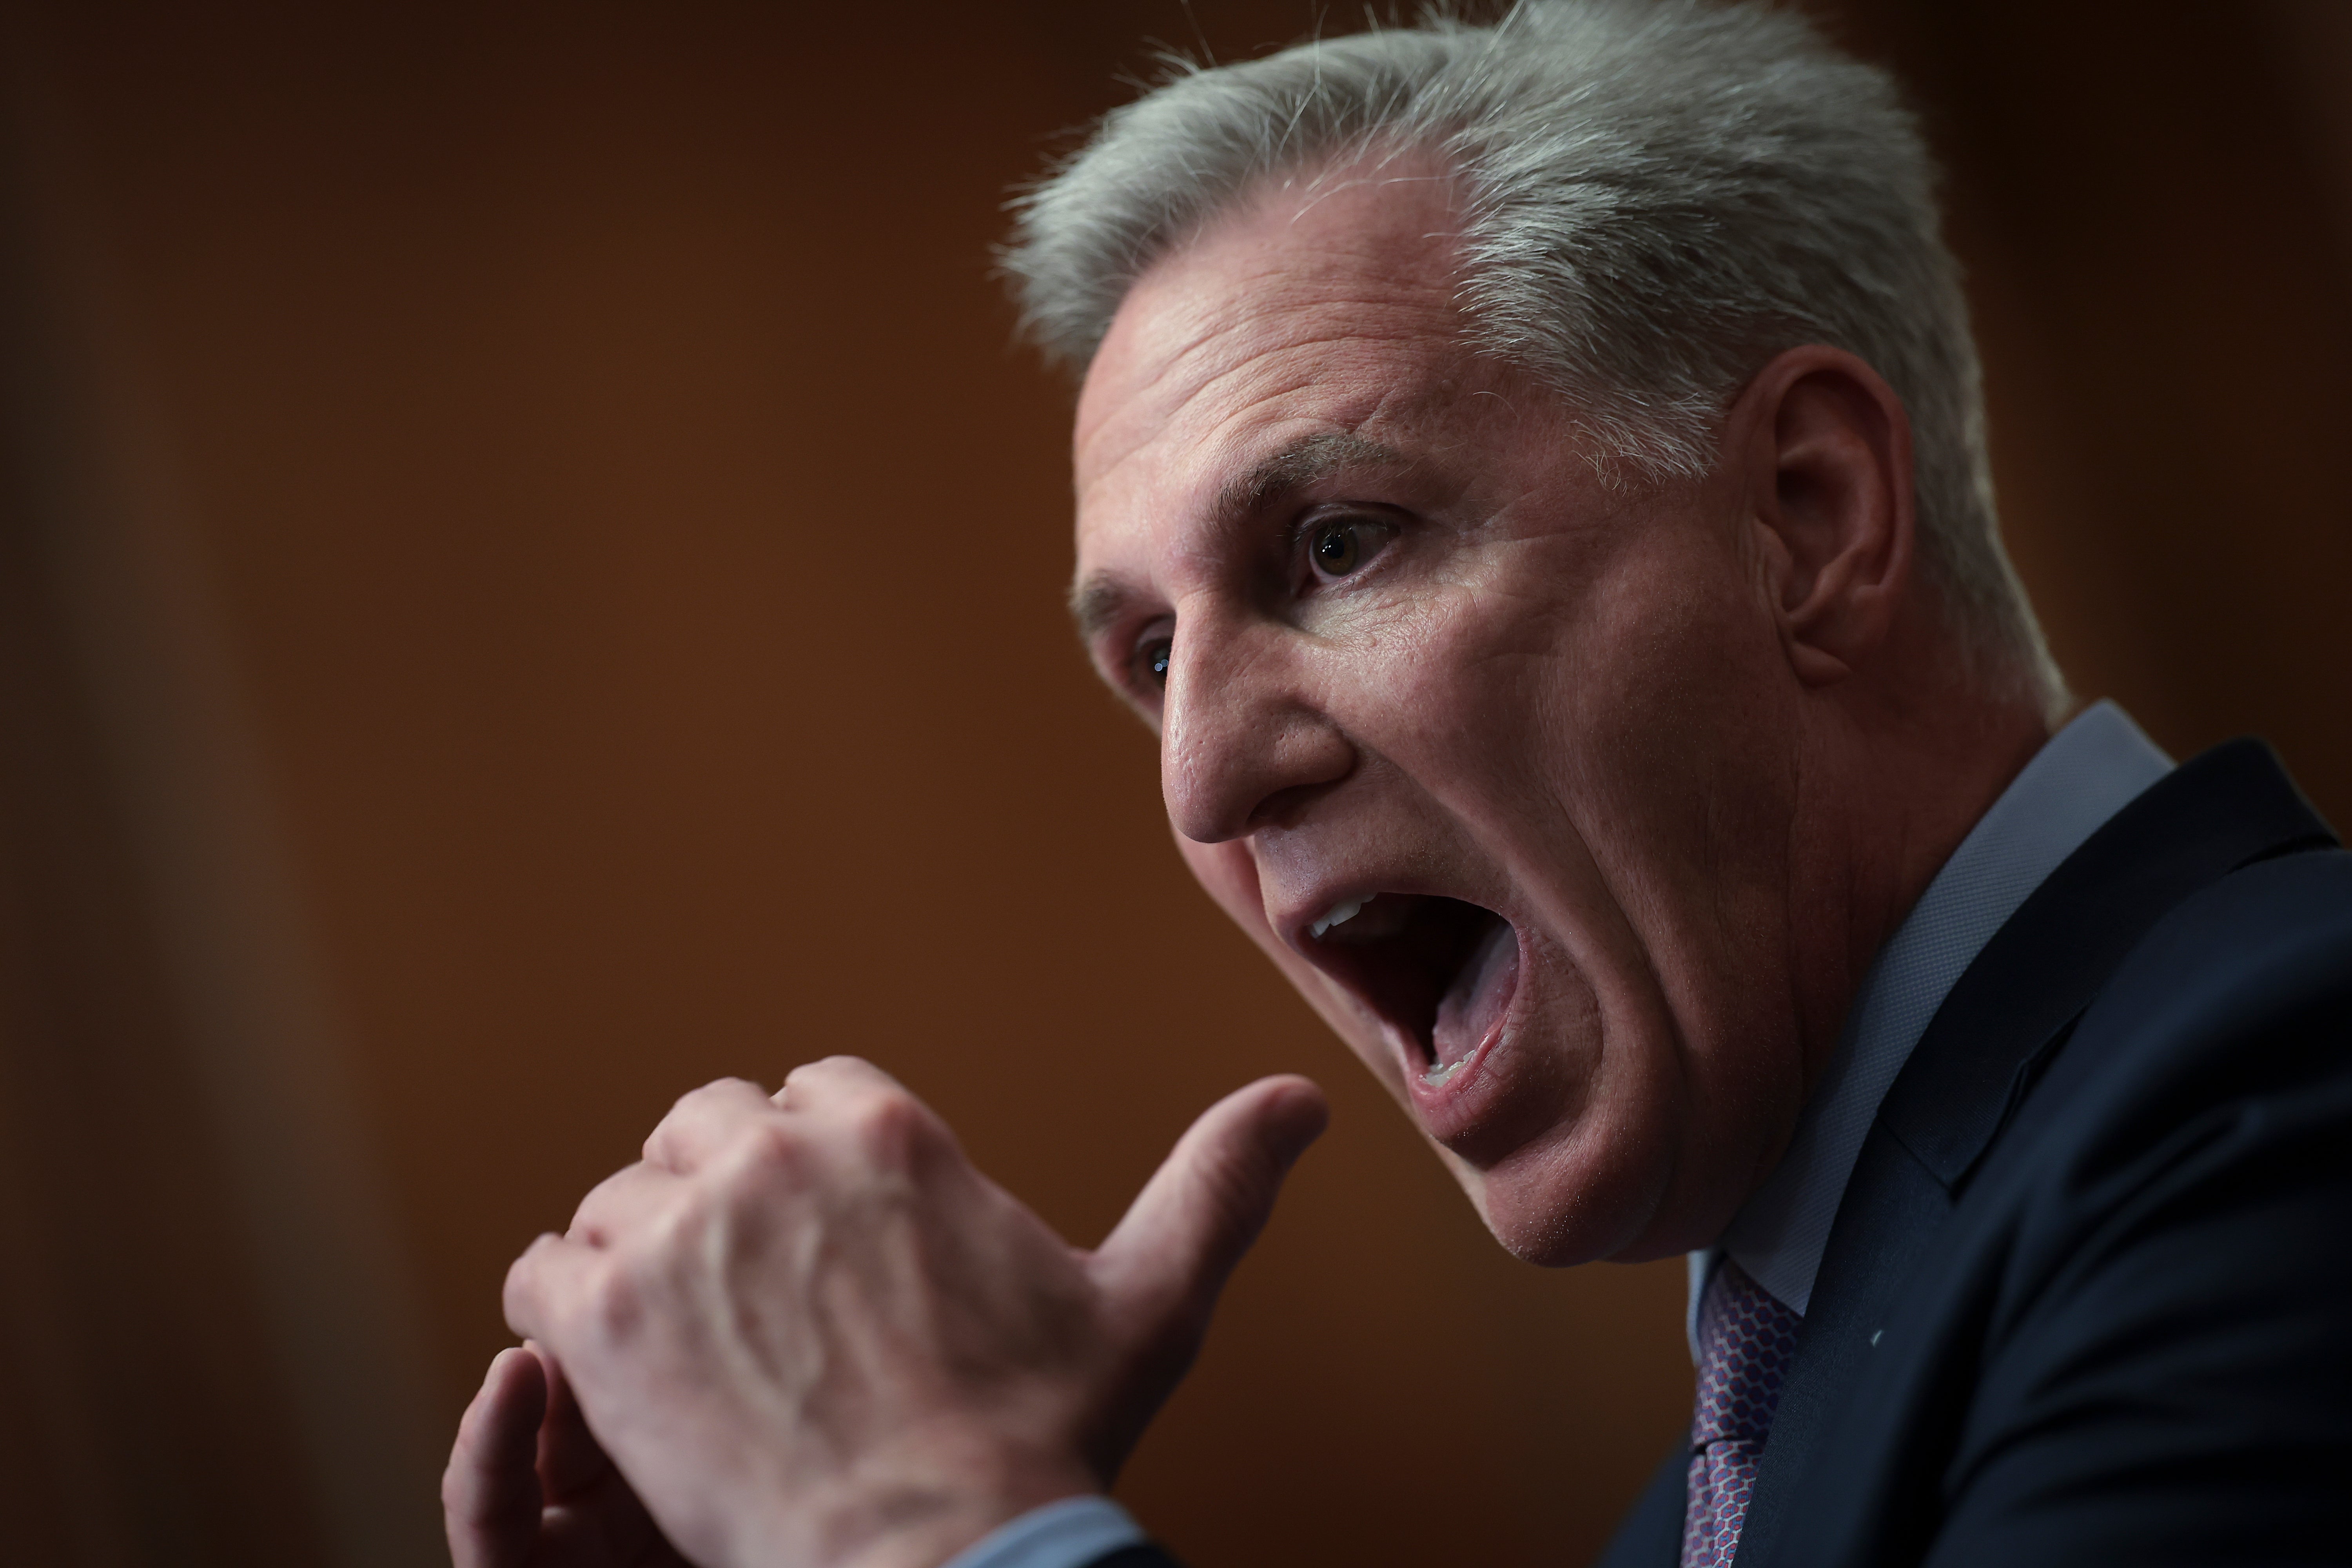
<box><xmin>1461</xmin><ymin>1128</ymin><xmax>1675</xmax><ymax>1268</ymax></box>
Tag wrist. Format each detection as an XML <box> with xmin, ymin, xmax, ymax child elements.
<box><xmin>934</xmin><ymin>1497</ymin><xmax>1145</xmax><ymax>1568</ymax></box>
<box><xmin>760</xmin><ymin>1448</ymin><xmax>1102</xmax><ymax>1568</ymax></box>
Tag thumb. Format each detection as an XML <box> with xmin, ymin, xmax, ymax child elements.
<box><xmin>1091</xmin><ymin>1074</ymin><xmax>1329</xmax><ymax>1346</ymax></box>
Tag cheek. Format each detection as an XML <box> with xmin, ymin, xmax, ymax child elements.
<box><xmin>1175</xmin><ymin>838</ymin><xmax>1267</xmax><ymax>936</ymax></box>
<box><xmin>1175</xmin><ymin>838</ymin><xmax>1313</xmax><ymax>996</ymax></box>
<box><xmin>1173</xmin><ymin>835</ymin><xmax>1412</xmax><ymax>1100</ymax></box>
<box><xmin>1174</xmin><ymin>836</ymin><xmax>1321</xmax><ymax>995</ymax></box>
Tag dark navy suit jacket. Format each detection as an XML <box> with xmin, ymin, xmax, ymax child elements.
<box><xmin>1110</xmin><ymin>739</ymin><xmax>2352</xmax><ymax>1567</ymax></box>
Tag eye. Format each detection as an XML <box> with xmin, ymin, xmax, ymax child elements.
<box><xmin>1305</xmin><ymin>515</ymin><xmax>1393</xmax><ymax>580</ymax></box>
<box><xmin>1133</xmin><ymin>634</ymin><xmax>1173</xmax><ymax>690</ymax></box>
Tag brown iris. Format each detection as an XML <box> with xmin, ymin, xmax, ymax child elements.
<box><xmin>1312</xmin><ymin>518</ymin><xmax>1369</xmax><ymax>575</ymax></box>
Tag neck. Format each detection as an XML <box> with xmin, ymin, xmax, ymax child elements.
<box><xmin>1787</xmin><ymin>651</ymin><xmax>2051</xmax><ymax>1085</ymax></box>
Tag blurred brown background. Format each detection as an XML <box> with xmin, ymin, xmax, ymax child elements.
<box><xmin>0</xmin><ymin>3</ymin><xmax>2345</xmax><ymax>1565</ymax></box>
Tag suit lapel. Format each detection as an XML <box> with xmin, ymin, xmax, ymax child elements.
<box><xmin>1730</xmin><ymin>740</ymin><xmax>2333</xmax><ymax>1568</ymax></box>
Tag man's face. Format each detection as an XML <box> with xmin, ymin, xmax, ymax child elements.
<box><xmin>1070</xmin><ymin>167</ymin><xmax>1814</xmax><ymax>1264</ymax></box>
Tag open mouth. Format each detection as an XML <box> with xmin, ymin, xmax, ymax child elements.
<box><xmin>1306</xmin><ymin>894</ymin><xmax>1520</xmax><ymax>1085</ymax></box>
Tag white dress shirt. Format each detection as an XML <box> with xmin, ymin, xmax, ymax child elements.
<box><xmin>955</xmin><ymin>701</ymin><xmax>2177</xmax><ymax>1568</ymax></box>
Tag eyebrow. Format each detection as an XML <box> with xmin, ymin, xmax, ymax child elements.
<box><xmin>1069</xmin><ymin>575</ymin><xmax>1133</xmax><ymax>642</ymax></box>
<box><xmin>1068</xmin><ymin>430</ymin><xmax>1416</xmax><ymax>641</ymax></box>
<box><xmin>1213</xmin><ymin>429</ymin><xmax>1414</xmax><ymax>520</ymax></box>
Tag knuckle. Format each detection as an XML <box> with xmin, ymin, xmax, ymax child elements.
<box><xmin>655</xmin><ymin>1076</ymin><xmax>765</xmax><ymax>1137</ymax></box>
<box><xmin>728</xmin><ymin>1114</ymin><xmax>811</xmax><ymax>1181</ymax></box>
<box><xmin>567</xmin><ymin>1176</ymin><xmax>618</xmax><ymax>1240</ymax></box>
<box><xmin>574</xmin><ymin>1254</ymin><xmax>644</xmax><ymax>1345</ymax></box>
<box><xmin>506</xmin><ymin>1233</ymin><xmax>554</xmax><ymax>1289</ymax></box>
<box><xmin>501</xmin><ymin>1235</ymin><xmax>557</xmax><ymax>1328</ymax></box>
<box><xmin>783</xmin><ymin>1053</ymin><xmax>872</xmax><ymax>1090</ymax></box>
<box><xmin>504</xmin><ymin>1233</ymin><xmax>651</xmax><ymax>1353</ymax></box>
<box><xmin>844</xmin><ymin>1088</ymin><xmax>934</xmax><ymax>1165</ymax></box>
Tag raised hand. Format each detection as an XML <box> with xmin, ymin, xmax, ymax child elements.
<box><xmin>466</xmin><ymin>1057</ymin><xmax>1327</xmax><ymax>1568</ymax></box>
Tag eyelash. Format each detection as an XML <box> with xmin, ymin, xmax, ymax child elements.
<box><xmin>1295</xmin><ymin>510</ymin><xmax>1399</xmax><ymax>585</ymax></box>
<box><xmin>1128</xmin><ymin>621</ymin><xmax>1175</xmax><ymax>694</ymax></box>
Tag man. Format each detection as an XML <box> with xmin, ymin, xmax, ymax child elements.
<box><xmin>443</xmin><ymin>4</ymin><xmax>2352</xmax><ymax>1566</ymax></box>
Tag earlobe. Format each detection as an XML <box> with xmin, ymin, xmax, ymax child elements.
<box><xmin>1732</xmin><ymin>345</ymin><xmax>1916</xmax><ymax>688</ymax></box>
<box><xmin>1785</xmin><ymin>626</ymin><xmax>1856</xmax><ymax>686</ymax></box>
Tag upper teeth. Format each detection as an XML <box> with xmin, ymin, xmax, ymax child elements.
<box><xmin>1310</xmin><ymin>897</ymin><xmax>1367</xmax><ymax>939</ymax></box>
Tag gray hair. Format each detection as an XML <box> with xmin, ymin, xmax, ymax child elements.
<box><xmin>1001</xmin><ymin>0</ymin><xmax>2066</xmax><ymax>717</ymax></box>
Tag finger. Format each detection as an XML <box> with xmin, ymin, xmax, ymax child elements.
<box><xmin>642</xmin><ymin>1077</ymin><xmax>775</xmax><ymax>1172</ymax></box>
<box><xmin>777</xmin><ymin>1054</ymin><xmax>912</xmax><ymax>1111</ymax></box>
<box><xmin>442</xmin><ymin>1345</ymin><xmax>548</xmax><ymax>1568</ymax></box>
<box><xmin>503</xmin><ymin>1230</ymin><xmax>599</xmax><ymax>1345</ymax></box>
<box><xmin>777</xmin><ymin>1055</ymin><xmax>965</xmax><ymax>1175</ymax></box>
<box><xmin>1091</xmin><ymin>1074</ymin><xmax>1329</xmax><ymax>1338</ymax></box>
<box><xmin>529</xmin><ymin>1345</ymin><xmax>675</xmax><ymax>1561</ymax></box>
<box><xmin>532</xmin><ymin>1343</ymin><xmax>617</xmax><ymax>1499</ymax></box>
<box><xmin>567</xmin><ymin>1160</ymin><xmax>681</xmax><ymax>1247</ymax></box>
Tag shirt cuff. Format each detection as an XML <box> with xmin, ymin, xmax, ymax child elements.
<box><xmin>938</xmin><ymin>1495</ymin><xmax>1147</xmax><ymax>1568</ymax></box>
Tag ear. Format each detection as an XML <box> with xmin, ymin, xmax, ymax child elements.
<box><xmin>1724</xmin><ymin>345</ymin><xmax>1916</xmax><ymax>687</ymax></box>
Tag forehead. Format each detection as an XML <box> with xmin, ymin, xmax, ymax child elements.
<box><xmin>1071</xmin><ymin>166</ymin><xmax>1477</xmax><ymax>569</ymax></box>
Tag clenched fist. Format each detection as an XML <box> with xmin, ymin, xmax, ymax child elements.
<box><xmin>443</xmin><ymin>1057</ymin><xmax>1328</xmax><ymax>1568</ymax></box>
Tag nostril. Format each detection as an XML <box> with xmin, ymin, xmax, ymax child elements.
<box><xmin>1248</xmin><ymin>779</ymin><xmax>1337</xmax><ymax>830</ymax></box>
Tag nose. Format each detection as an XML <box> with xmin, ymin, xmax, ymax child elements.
<box><xmin>1160</xmin><ymin>607</ymin><xmax>1354</xmax><ymax>844</ymax></box>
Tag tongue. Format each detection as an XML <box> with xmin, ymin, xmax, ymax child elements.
<box><xmin>1430</xmin><ymin>917</ymin><xmax>1517</xmax><ymax>1070</ymax></box>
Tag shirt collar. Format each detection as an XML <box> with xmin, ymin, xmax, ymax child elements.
<box><xmin>1686</xmin><ymin>701</ymin><xmax>2173</xmax><ymax>1348</ymax></box>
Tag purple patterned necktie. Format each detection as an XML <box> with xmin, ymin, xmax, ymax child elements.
<box><xmin>1680</xmin><ymin>1258</ymin><xmax>1804</xmax><ymax>1568</ymax></box>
